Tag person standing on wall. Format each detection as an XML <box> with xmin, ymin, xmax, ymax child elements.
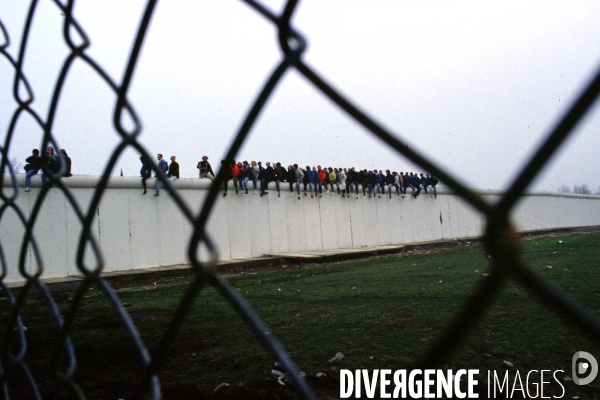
<box><xmin>197</xmin><ymin>155</ymin><xmax>215</xmax><ymax>181</ymax></box>
<box><xmin>24</xmin><ymin>149</ymin><xmax>42</xmax><ymax>192</ymax></box>
<box><xmin>168</xmin><ymin>155</ymin><xmax>179</xmax><ymax>183</ymax></box>
<box><xmin>154</xmin><ymin>153</ymin><xmax>168</xmax><ymax>196</ymax></box>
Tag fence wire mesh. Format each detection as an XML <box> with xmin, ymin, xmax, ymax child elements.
<box><xmin>1</xmin><ymin>0</ymin><xmax>600</xmax><ymax>398</ymax></box>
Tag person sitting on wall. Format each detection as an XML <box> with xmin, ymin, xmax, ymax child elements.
<box><xmin>287</xmin><ymin>165</ymin><xmax>295</xmax><ymax>196</ymax></box>
<box><xmin>420</xmin><ymin>173</ymin><xmax>429</xmax><ymax>195</ymax></box>
<box><xmin>329</xmin><ymin>167</ymin><xmax>337</xmax><ymax>195</ymax></box>
<box><xmin>428</xmin><ymin>174</ymin><xmax>439</xmax><ymax>199</ymax></box>
<box><xmin>237</xmin><ymin>161</ymin><xmax>247</xmax><ymax>194</ymax></box>
<box><xmin>140</xmin><ymin>155</ymin><xmax>151</xmax><ymax>195</ymax></box>
<box><xmin>258</xmin><ymin>161</ymin><xmax>267</xmax><ymax>196</ymax></box>
<box><xmin>409</xmin><ymin>172</ymin><xmax>421</xmax><ymax>198</ymax></box>
<box><xmin>338</xmin><ymin>168</ymin><xmax>347</xmax><ymax>198</ymax></box>
<box><xmin>60</xmin><ymin>149</ymin><xmax>72</xmax><ymax>177</ymax></box>
<box><xmin>293</xmin><ymin>164</ymin><xmax>304</xmax><ymax>200</ymax></box>
<box><xmin>304</xmin><ymin>165</ymin><xmax>315</xmax><ymax>198</ymax></box>
<box><xmin>42</xmin><ymin>147</ymin><xmax>60</xmax><ymax>187</ymax></box>
<box><xmin>24</xmin><ymin>149</ymin><xmax>42</xmax><ymax>192</ymax></box>
<box><xmin>243</xmin><ymin>161</ymin><xmax>252</xmax><ymax>194</ymax></box>
<box><xmin>154</xmin><ymin>153</ymin><xmax>168</xmax><ymax>197</ymax></box>
<box><xmin>274</xmin><ymin>162</ymin><xmax>284</xmax><ymax>197</ymax></box>
<box><xmin>197</xmin><ymin>156</ymin><xmax>215</xmax><ymax>181</ymax></box>
<box><xmin>250</xmin><ymin>161</ymin><xmax>259</xmax><ymax>194</ymax></box>
<box><xmin>220</xmin><ymin>159</ymin><xmax>234</xmax><ymax>197</ymax></box>
<box><xmin>168</xmin><ymin>155</ymin><xmax>179</xmax><ymax>182</ymax></box>
<box><xmin>231</xmin><ymin>159</ymin><xmax>240</xmax><ymax>195</ymax></box>
<box><xmin>385</xmin><ymin>170</ymin><xmax>394</xmax><ymax>199</ymax></box>
<box><xmin>399</xmin><ymin>172</ymin><xmax>406</xmax><ymax>198</ymax></box>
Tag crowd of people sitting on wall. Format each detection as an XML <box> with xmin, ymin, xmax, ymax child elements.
<box><xmin>23</xmin><ymin>149</ymin><xmax>439</xmax><ymax>201</ymax></box>
<box><xmin>23</xmin><ymin>147</ymin><xmax>72</xmax><ymax>192</ymax></box>
<box><xmin>194</xmin><ymin>156</ymin><xmax>439</xmax><ymax>200</ymax></box>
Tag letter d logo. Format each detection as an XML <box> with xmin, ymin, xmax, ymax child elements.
<box><xmin>573</xmin><ymin>351</ymin><xmax>598</xmax><ymax>385</ymax></box>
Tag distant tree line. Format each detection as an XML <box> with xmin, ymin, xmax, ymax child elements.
<box><xmin>558</xmin><ymin>184</ymin><xmax>600</xmax><ymax>195</ymax></box>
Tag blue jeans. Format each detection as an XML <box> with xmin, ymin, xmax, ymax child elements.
<box><xmin>25</xmin><ymin>169</ymin><xmax>40</xmax><ymax>187</ymax></box>
<box><xmin>241</xmin><ymin>177</ymin><xmax>248</xmax><ymax>190</ymax></box>
<box><xmin>260</xmin><ymin>178</ymin><xmax>267</xmax><ymax>194</ymax></box>
<box><xmin>295</xmin><ymin>179</ymin><xmax>302</xmax><ymax>195</ymax></box>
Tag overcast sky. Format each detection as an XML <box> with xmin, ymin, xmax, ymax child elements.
<box><xmin>2</xmin><ymin>0</ymin><xmax>600</xmax><ymax>192</ymax></box>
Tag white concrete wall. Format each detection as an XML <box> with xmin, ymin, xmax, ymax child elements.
<box><xmin>3</xmin><ymin>174</ymin><xmax>600</xmax><ymax>283</ymax></box>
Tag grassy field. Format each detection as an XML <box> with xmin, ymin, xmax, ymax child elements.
<box><xmin>7</xmin><ymin>232</ymin><xmax>600</xmax><ymax>399</ymax></box>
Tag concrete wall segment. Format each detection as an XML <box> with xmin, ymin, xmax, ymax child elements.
<box><xmin>3</xmin><ymin>175</ymin><xmax>600</xmax><ymax>283</ymax></box>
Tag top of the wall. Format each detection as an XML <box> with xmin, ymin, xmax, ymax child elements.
<box><xmin>3</xmin><ymin>174</ymin><xmax>600</xmax><ymax>199</ymax></box>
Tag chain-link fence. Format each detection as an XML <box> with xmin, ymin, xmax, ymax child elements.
<box><xmin>1</xmin><ymin>0</ymin><xmax>600</xmax><ymax>398</ymax></box>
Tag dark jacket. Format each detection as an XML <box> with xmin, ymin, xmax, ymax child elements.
<box><xmin>220</xmin><ymin>160</ymin><xmax>232</xmax><ymax>180</ymax></box>
<box><xmin>197</xmin><ymin>160</ymin><xmax>214</xmax><ymax>176</ymax></box>
<box><xmin>60</xmin><ymin>156</ymin><xmax>72</xmax><ymax>177</ymax></box>
<box><xmin>43</xmin><ymin>155</ymin><xmax>60</xmax><ymax>174</ymax></box>
<box><xmin>266</xmin><ymin>166</ymin><xmax>275</xmax><ymax>182</ymax></box>
<box><xmin>274</xmin><ymin>166</ymin><xmax>284</xmax><ymax>181</ymax></box>
<box><xmin>140</xmin><ymin>160</ymin><xmax>151</xmax><ymax>178</ymax></box>
<box><xmin>25</xmin><ymin>155</ymin><xmax>42</xmax><ymax>171</ymax></box>
<box><xmin>385</xmin><ymin>173</ymin><xmax>394</xmax><ymax>185</ymax></box>
<box><xmin>287</xmin><ymin>168</ymin><xmax>296</xmax><ymax>182</ymax></box>
<box><xmin>168</xmin><ymin>161</ymin><xmax>180</xmax><ymax>178</ymax></box>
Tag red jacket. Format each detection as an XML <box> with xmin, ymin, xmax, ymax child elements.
<box><xmin>319</xmin><ymin>169</ymin><xmax>327</xmax><ymax>183</ymax></box>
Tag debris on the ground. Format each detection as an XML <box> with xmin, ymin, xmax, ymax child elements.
<box><xmin>214</xmin><ymin>382</ymin><xmax>229</xmax><ymax>391</ymax></box>
<box><xmin>503</xmin><ymin>360</ymin><xmax>513</xmax><ymax>368</ymax></box>
<box><xmin>563</xmin><ymin>375</ymin><xmax>572</xmax><ymax>382</ymax></box>
<box><xmin>271</xmin><ymin>369</ymin><xmax>287</xmax><ymax>385</ymax></box>
<box><xmin>328</xmin><ymin>352</ymin><xmax>344</xmax><ymax>363</ymax></box>
<box><xmin>271</xmin><ymin>370</ymin><xmax>284</xmax><ymax>378</ymax></box>
<box><xmin>315</xmin><ymin>372</ymin><xmax>326</xmax><ymax>377</ymax></box>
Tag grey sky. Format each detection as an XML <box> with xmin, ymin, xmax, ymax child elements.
<box><xmin>2</xmin><ymin>0</ymin><xmax>600</xmax><ymax>191</ymax></box>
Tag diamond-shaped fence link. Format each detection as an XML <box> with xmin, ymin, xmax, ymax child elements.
<box><xmin>1</xmin><ymin>0</ymin><xmax>600</xmax><ymax>398</ymax></box>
